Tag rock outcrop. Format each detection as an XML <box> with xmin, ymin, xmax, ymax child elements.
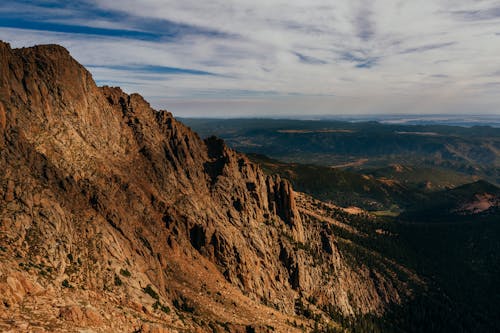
<box><xmin>0</xmin><ymin>41</ymin><xmax>416</xmax><ymax>332</ymax></box>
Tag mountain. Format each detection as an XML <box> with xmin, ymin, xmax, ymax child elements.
<box><xmin>247</xmin><ymin>155</ymin><xmax>500</xmax><ymax>332</ymax></box>
<box><xmin>181</xmin><ymin>118</ymin><xmax>500</xmax><ymax>332</ymax></box>
<box><xmin>400</xmin><ymin>180</ymin><xmax>500</xmax><ymax>221</ymax></box>
<box><xmin>181</xmin><ymin>118</ymin><xmax>500</xmax><ymax>186</ymax></box>
<box><xmin>0</xmin><ymin>42</ymin><xmax>418</xmax><ymax>332</ymax></box>
<box><xmin>246</xmin><ymin>154</ymin><xmax>500</xmax><ymax>218</ymax></box>
<box><xmin>247</xmin><ymin>154</ymin><xmax>418</xmax><ymax>212</ymax></box>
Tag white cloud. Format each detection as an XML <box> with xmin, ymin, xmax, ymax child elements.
<box><xmin>2</xmin><ymin>0</ymin><xmax>500</xmax><ymax>115</ymax></box>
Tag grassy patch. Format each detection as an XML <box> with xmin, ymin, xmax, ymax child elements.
<box><xmin>120</xmin><ymin>268</ymin><xmax>131</xmax><ymax>277</ymax></box>
<box><xmin>114</xmin><ymin>275</ymin><xmax>123</xmax><ymax>286</ymax></box>
<box><xmin>142</xmin><ymin>284</ymin><xmax>159</xmax><ymax>300</ymax></box>
<box><xmin>153</xmin><ymin>300</ymin><xmax>170</xmax><ymax>314</ymax></box>
<box><xmin>62</xmin><ymin>279</ymin><xmax>73</xmax><ymax>288</ymax></box>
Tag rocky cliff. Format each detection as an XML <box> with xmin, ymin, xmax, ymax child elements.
<box><xmin>0</xmin><ymin>41</ymin><xmax>417</xmax><ymax>332</ymax></box>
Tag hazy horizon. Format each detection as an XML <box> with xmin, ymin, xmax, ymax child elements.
<box><xmin>179</xmin><ymin>113</ymin><xmax>500</xmax><ymax>128</ymax></box>
<box><xmin>1</xmin><ymin>0</ymin><xmax>500</xmax><ymax>116</ymax></box>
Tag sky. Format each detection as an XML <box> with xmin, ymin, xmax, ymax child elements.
<box><xmin>1</xmin><ymin>0</ymin><xmax>500</xmax><ymax>117</ymax></box>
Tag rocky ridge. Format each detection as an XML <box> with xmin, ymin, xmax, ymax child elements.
<box><xmin>0</xmin><ymin>41</ymin><xmax>417</xmax><ymax>332</ymax></box>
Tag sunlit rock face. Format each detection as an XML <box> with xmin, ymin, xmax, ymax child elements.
<box><xmin>0</xmin><ymin>41</ymin><xmax>414</xmax><ymax>332</ymax></box>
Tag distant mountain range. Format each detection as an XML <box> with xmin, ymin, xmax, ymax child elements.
<box><xmin>182</xmin><ymin>117</ymin><xmax>500</xmax><ymax>186</ymax></box>
<box><xmin>309</xmin><ymin>114</ymin><xmax>500</xmax><ymax>128</ymax></box>
<box><xmin>182</xmin><ymin>114</ymin><xmax>500</xmax><ymax>128</ymax></box>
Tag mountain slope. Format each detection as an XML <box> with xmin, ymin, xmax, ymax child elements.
<box><xmin>247</xmin><ymin>153</ymin><xmax>416</xmax><ymax>211</ymax></box>
<box><xmin>399</xmin><ymin>180</ymin><xmax>499</xmax><ymax>221</ymax></box>
<box><xmin>0</xmin><ymin>42</ymin><xmax>416</xmax><ymax>332</ymax></box>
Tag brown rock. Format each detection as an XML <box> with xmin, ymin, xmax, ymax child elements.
<box><xmin>4</xmin><ymin>180</ymin><xmax>14</xmax><ymax>202</ymax></box>
<box><xmin>139</xmin><ymin>323</ymin><xmax>174</xmax><ymax>333</ymax></box>
<box><xmin>0</xmin><ymin>101</ymin><xmax>6</xmax><ymax>131</ymax></box>
<box><xmin>6</xmin><ymin>275</ymin><xmax>26</xmax><ymax>302</ymax></box>
<box><xmin>0</xmin><ymin>40</ymin><xmax>417</xmax><ymax>332</ymax></box>
<box><xmin>59</xmin><ymin>305</ymin><xmax>102</xmax><ymax>326</ymax></box>
<box><xmin>59</xmin><ymin>305</ymin><xmax>86</xmax><ymax>323</ymax></box>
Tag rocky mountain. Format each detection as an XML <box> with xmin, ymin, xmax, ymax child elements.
<box><xmin>0</xmin><ymin>41</ymin><xmax>416</xmax><ymax>332</ymax></box>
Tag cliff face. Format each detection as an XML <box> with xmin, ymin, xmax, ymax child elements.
<box><xmin>0</xmin><ymin>41</ymin><xmax>415</xmax><ymax>332</ymax></box>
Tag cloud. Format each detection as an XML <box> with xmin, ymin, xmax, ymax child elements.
<box><xmin>88</xmin><ymin>65</ymin><xmax>219</xmax><ymax>76</ymax></box>
<box><xmin>294</xmin><ymin>52</ymin><xmax>327</xmax><ymax>65</ymax></box>
<box><xmin>400</xmin><ymin>42</ymin><xmax>457</xmax><ymax>54</ymax></box>
<box><xmin>353</xmin><ymin>1</ymin><xmax>375</xmax><ymax>41</ymax></box>
<box><xmin>340</xmin><ymin>52</ymin><xmax>379</xmax><ymax>68</ymax></box>
<box><xmin>1</xmin><ymin>0</ymin><xmax>500</xmax><ymax>116</ymax></box>
<box><xmin>355</xmin><ymin>58</ymin><xmax>378</xmax><ymax>69</ymax></box>
<box><xmin>451</xmin><ymin>6</ymin><xmax>500</xmax><ymax>21</ymax></box>
<box><xmin>0</xmin><ymin>1</ymin><xmax>231</xmax><ymax>41</ymax></box>
<box><xmin>0</xmin><ymin>18</ymin><xmax>163</xmax><ymax>41</ymax></box>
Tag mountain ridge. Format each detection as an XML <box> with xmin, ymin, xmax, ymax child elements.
<box><xmin>0</xmin><ymin>41</ymin><xmax>415</xmax><ymax>332</ymax></box>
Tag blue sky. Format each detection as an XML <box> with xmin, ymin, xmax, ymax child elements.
<box><xmin>1</xmin><ymin>0</ymin><xmax>500</xmax><ymax>117</ymax></box>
